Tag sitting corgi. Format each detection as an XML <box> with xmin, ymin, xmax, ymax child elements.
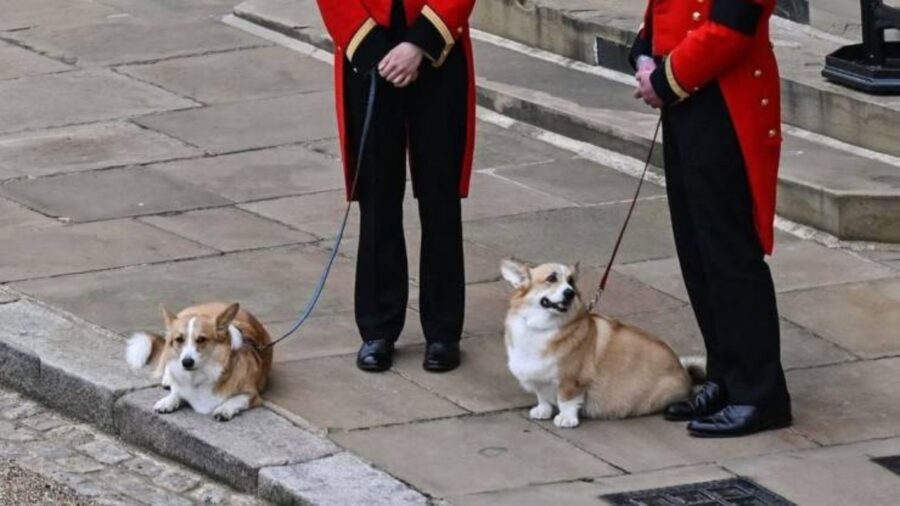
<box><xmin>501</xmin><ymin>259</ymin><xmax>704</xmax><ymax>428</ymax></box>
<box><xmin>125</xmin><ymin>302</ymin><xmax>273</xmax><ymax>421</ymax></box>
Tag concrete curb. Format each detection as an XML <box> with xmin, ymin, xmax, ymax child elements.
<box><xmin>0</xmin><ymin>291</ymin><xmax>429</xmax><ymax>505</ymax></box>
<box><xmin>230</xmin><ymin>0</ymin><xmax>900</xmax><ymax>243</ymax></box>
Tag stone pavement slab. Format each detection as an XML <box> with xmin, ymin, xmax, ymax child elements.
<box><xmin>0</xmin><ymin>70</ymin><xmax>197</xmax><ymax>135</ymax></box>
<box><xmin>259</xmin><ymin>453</ymin><xmax>427</xmax><ymax>506</ymax></box>
<box><xmin>136</xmin><ymin>92</ymin><xmax>335</xmax><ymax>154</ymax></box>
<box><xmin>0</xmin><ymin>121</ymin><xmax>200</xmax><ymax>180</ymax></box>
<box><xmin>779</xmin><ymin>278</ymin><xmax>900</xmax><ymax>359</ymax></box>
<box><xmin>115</xmin><ymin>388</ymin><xmax>338</xmax><ymax>492</ymax></box>
<box><xmin>241</xmin><ymin>190</ymin><xmax>363</xmax><ymax>239</ymax></box>
<box><xmin>621</xmin><ymin>305</ymin><xmax>856</xmax><ymax>371</ymax></box>
<box><xmin>140</xmin><ymin>207</ymin><xmax>315</xmax><ymax>252</ymax></box>
<box><xmin>449</xmin><ymin>464</ymin><xmax>734</xmax><ymax>506</ymax></box>
<box><xmin>9</xmin><ymin>17</ymin><xmax>265</xmax><ymax>67</ymax></box>
<box><xmin>12</xmin><ymin>245</ymin><xmax>355</xmax><ymax>332</ymax></box>
<box><xmin>0</xmin><ymin>41</ymin><xmax>72</xmax><ymax>81</ymax></box>
<box><xmin>0</xmin><ymin>198</ymin><xmax>59</xmax><ymax>230</ymax></box>
<box><xmin>150</xmin><ymin>144</ymin><xmax>342</xmax><ymax>202</ymax></box>
<box><xmin>93</xmin><ymin>0</ymin><xmax>237</xmax><ymax>23</ymax></box>
<box><xmin>0</xmin><ymin>166</ymin><xmax>232</xmax><ymax>223</ymax></box>
<box><xmin>0</xmin><ymin>220</ymin><xmax>215</xmax><ymax>282</ymax></box>
<box><xmin>0</xmin><ymin>0</ymin><xmax>119</xmax><ymax>32</ymax></box>
<box><xmin>539</xmin><ymin>412</ymin><xmax>814</xmax><ymax>473</ymax></box>
<box><xmin>493</xmin><ymin>157</ymin><xmax>666</xmax><ymax>206</ymax></box>
<box><xmin>119</xmin><ymin>46</ymin><xmax>332</xmax><ymax>104</ymax></box>
<box><xmin>433</xmin><ymin>281</ymin><xmax>509</xmax><ymax>337</ymax></box>
<box><xmin>266</xmin><ymin>356</ymin><xmax>466</xmax><ymax>430</ymax></box>
<box><xmin>617</xmin><ymin>239</ymin><xmax>898</xmax><ymax>301</ymax></box>
<box><xmin>722</xmin><ymin>437</ymin><xmax>900</xmax><ymax>506</ymax></box>
<box><xmin>465</xmin><ymin>199</ymin><xmax>676</xmax><ymax>267</ymax></box>
<box><xmin>393</xmin><ymin>337</ymin><xmax>534</xmax><ymax>413</ymax></box>
<box><xmin>334</xmin><ymin>219</ymin><xmax>521</xmax><ymax>284</ymax></box>
<box><xmin>455</xmin><ymin>173</ymin><xmax>575</xmax><ymax>221</ymax></box>
<box><xmin>332</xmin><ymin>412</ymin><xmax>621</xmax><ymax>496</ymax></box>
<box><xmin>473</xmin><ymin>122</ymin><xmax>577</xmax><ymax>170</ymax></box>
<box><xmin>788</xmin><ymin>358</ymin><xmax>900</xmax><ymax>445</ymax></box>
<box><xmin>577</xmin><ymin>266</ymin><xmax>686</xmax><ymax>318</ymax></box>
<box><xmin>265</xmin><ymin>310</ymin><xmax>424</xmax><ymax>363</ymax></box>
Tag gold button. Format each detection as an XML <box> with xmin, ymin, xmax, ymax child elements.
<box><xmin>768</xmin><ymin>129</ymin><xmax>777</xmax><ymax>138</ymax></box>
<box><xmin>693</xmin><ymin>86</ymin><xmax>700</xmax><ymax>92</ymax></box>
<box><xmin>692</xmin><ymin>11</ymin><xmax>702</xmax><ymax>21</ymax></box>
<box><xmin>457</xmin><ymin>27</ymin><xmax>463</xmax><ymax>34</ymax></box>
<box><xmin>761</xmin><ymin>98</ymin><xmax>770</xmax><ymax>106</ymax></box>
<box><xmin>698</xmin><ymin>0</ymin><xmax>705</xmax><ymax>2</ymax></box>
<box><xmin>754</xmin><ymin>69</ymin><xmax>763</xmax><ymax>77</ymax></box>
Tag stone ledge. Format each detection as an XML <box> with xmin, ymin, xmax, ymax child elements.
<box><xmin>258</xmin><ymin>453</ymin><xmax>428</xmax><ymax>506</ymax></box>
<box><xmin>0</xmin><ymin>297</ymin><xmax>154</xmax><ymax>431</ymax></box>
<box><xmin>114</xmin><ymin>388</ymin><xmax>339</xmax><ymax>492</ymax></box>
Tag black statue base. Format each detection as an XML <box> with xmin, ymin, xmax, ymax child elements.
<box><xmin>823</xmin><ymin>42</ymin><xmax>900</xmax><ymax>94</ymax></box>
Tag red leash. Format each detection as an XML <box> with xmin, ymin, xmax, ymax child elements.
<box><xmin>587</xmin><ymin>117</ymin><xmax>662</xmax><ymax>312</ymax></box>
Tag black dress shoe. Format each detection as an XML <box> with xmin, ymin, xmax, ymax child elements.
<box><xmin>356</xmin><ymin>339</ymin><xmax>394</xmax><ymax>372</ymax></box>
<box><xmin>423</xmin><ymin>341</ymin><xmax>460</xmax><ymax>373</ymax></box>
<box><xmin>664</xmin><ymin>382</ymin><xmax>726</xmax><ymax>421</ymax></box>
<box><xmin>688</xmin><ymin>404</ymin><xmax>792</xmax><ymax>438</ymax></box>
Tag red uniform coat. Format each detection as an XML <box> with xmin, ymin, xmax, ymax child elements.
<box><xmin>632</xmin><ymin>0</ymin><xmax>782</xmax><ymax>254</ymax></box>
<box><xmin>315</xmin><ymin>0</ymin><xmax>477</xmax><ymax>200</ymax></box>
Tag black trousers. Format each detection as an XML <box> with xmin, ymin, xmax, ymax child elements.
<box><xmin>343</xmin><ymin>17</ymin><xmax>467</xmax><ymax>344</ymax></box>
<box><xmin>662</xmin><ymin>84</ymin><xmax>790</xmax><ymax>408</ymax></box>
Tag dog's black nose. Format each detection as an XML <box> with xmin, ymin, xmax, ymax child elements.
<box><xmin>563</xmin><ymin>288</ymin><xmax>575</xmax><ymax>301</ymax></box>
<box><xmin>181</xmin><ymin>357</ymin><xmax>195</xmax><ymax>369</ymax></box>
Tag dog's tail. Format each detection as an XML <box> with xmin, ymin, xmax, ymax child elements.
<box><xmin>679</xmin><ymin>356</ymin><xmax>707</xmax><ymax>384</ymax></box>
<box><xmin>125</xmin><ymin>332</ymin><xmax>166</xmax><ymax>370</ymax></box>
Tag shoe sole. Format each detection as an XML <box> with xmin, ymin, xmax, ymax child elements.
<box><xmin>423</xmin><ymin>362</ymin><xmax>460</xmax><ymax>373</ymax></box>
<box><xmin>688</xmin><ymin>417</ymin><xmax>792</xmax><ymax>438</ymax></box>
<box><xmin>356</xmin><ymin>362</ymin><xmax>392</xmax><ymax>373</ymax></box>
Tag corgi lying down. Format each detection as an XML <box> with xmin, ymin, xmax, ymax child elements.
<box><xmin>126</xmin><ymin>302</ymin><xmax>272</xmax><ymax>421</ymax></box>
<box><xmin>501</xmin><ymin>259</ymin><xmax>704</xmax><ymax>428</ymax></box>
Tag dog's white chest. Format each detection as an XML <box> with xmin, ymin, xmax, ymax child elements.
<box><xmin>506</xmin><ymin>316</ymin><xmax>559</xmax><ymax>386</ymax></box>
<box><xmin>167</xmin><ymin>362</ymin><xmax>227</xmax><ymax>414</ymax></box>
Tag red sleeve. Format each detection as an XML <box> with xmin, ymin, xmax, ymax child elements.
<box><xmin>650</xmin><ymin>0</ymin><xmax>771</xmax><ymax>105</ymax></box>
<box><xmin>406</xmin><ymin>0</ymin><xmax>476</xmax><ymax>67</ymax></box>
<box><xmin>315</xmin><ymin>0</ymin><xmax>390</xmax><ymax>73</ymax></box>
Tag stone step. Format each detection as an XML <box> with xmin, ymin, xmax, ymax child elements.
<box><xmin>231</xmin><ymin>0</ymin><xmax>900</xmax><ymax>243</ymax></box>
<box><xmin>471</xmin><ymin>0</ymin><xmax>900</xmax><ymax>160</ymax></box>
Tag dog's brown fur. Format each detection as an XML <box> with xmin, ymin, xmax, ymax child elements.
<box><xmin>503</xmin><ymin>260</ymin><xmax>703</xmax><ymax>427</ymax></box>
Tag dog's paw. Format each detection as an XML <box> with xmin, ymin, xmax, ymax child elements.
<box><xmin>153</xmin><ymin>396</ymin><xmax>182</xmax><ymax>414</ymax></box>
<box><xmin>529</xmin><ymin>404</ymin><xmax>554</xmax><ymax>420</ymax></box>
<box><xmin>553</xmin><ymin>412</ymin><xmax>580</xmax><ymax>429</ymax></box>
<box><xmin>212</xmin><ymin>405</ymin><xmax>239</xmax><ymax>422</ymax></box>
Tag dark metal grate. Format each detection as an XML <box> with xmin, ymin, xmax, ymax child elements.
<box><xmin>601</xmin><ymin>478</ymin><xmax>795</xmax><ymax>506</ymax></box>
<box><xmin>873</xmin><ymin>455</ymin><xmax>900</xmax><ymax>475</ymax></box>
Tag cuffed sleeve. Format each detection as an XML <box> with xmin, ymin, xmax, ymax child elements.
<box><xmin>407</xmin><ymin>5</ymin><xmax>456</xmax><ymax>67</ymax></box>
<box><xmin>347</xmin><ymin>19</ymin><xmax>391</xmax><ymax>73</ymax></box>
<box><xmin>649</xmin><ymin>56</ymin><xmax>689</xmax><ymax>106</ymax></box>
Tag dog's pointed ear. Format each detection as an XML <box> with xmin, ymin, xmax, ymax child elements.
<box><xmin>160</xmin><ymin>304</ymin><xmax>176</xmax><ymax>332</ymax></box>
<box><xmin>216</xmin><ymin>303</ymin><xmax>240</xmax><ymax>332</ymax></box>
<box><xmin>572</xmin><ymin>261</ymin><xmax>580</xmax><ymax>280</ymax></box>
<box><xmin>501</xmin><ymin>259</ymin><xmax>530</xmax><ymax>289</ymax></box>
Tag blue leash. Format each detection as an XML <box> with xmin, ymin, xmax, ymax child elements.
<box><xmin>260</xmin><ymin>71</ymin><xmax>378</xmax><ymax>352</ymax></box>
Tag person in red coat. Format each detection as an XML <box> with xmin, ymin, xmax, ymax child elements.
<box><xmin>631</xmin><ymin>0</ymin><xmax>791</xmax><ymax>437</ymax></box>
<box><xmin>316</xmin><ymin>0</ymin><xmax>476</xmax><ymax>373</ymax></box>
